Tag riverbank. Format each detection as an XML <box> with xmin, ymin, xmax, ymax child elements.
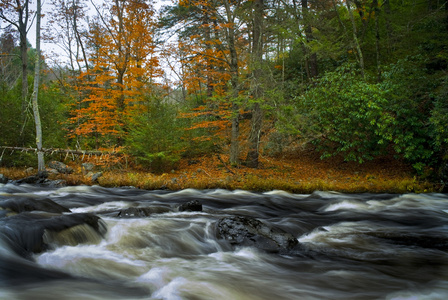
<box><xmin>0</xmin><ymin>150</ymin><xmax>440</xmax><ymax>193</ymax></box>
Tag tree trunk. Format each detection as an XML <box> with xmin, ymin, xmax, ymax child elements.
<box><xmin>17</xmin><ymin>1</ymin><xmax>30</xmax><ymax>142</ymax></box>
<box><xmin>245</xmin><ymin>0</ymin><xmax>264</xmax><ymax>168</ymax></box>
<box><xmin>19</xmin><ymin>22</ymin><xmax>28</xmax><ymax>121</ymax></box>
<box><xmin>230</xmin><ymin>103</ymin><xmax>240</xmax><ymax>165</ymax></box>
<box><xmin>302</xmin><ymin>0</ymin><xmax>318</xmax><ymax>79</ymax></box>
<box><xmin>346</xmin><ymin>0</ymin><xmax>365</xmax><ymax>78</ymax></box>
<box><xmin>32</xmin><ymin>0</ymin><xmax>45</xmax><ymax>176</ymax></box>
<box><xmin>73</xmin><ymin>0</ymin><xmax>90</xmax><ymax>75</ymax></box>
<box><xmin>374</xmin><ymin>1</ymin><xmax>382</xmax><ymax>82</ymax></box>
<box><xmin>224</xmin><ymin>0</ymin><xmax>241</xmax><ymax>165</ymax></box>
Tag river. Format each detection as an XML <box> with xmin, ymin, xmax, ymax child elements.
<box><xmin>1</xmin><ymin>183</ymin><xmax>448</xmax><ymax>299</ymax></box>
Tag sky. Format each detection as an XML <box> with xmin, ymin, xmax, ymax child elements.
<box><xmin>25</xmin><ymin>0</ymin><xmax>169</xmax><ymax>63</ymax></box>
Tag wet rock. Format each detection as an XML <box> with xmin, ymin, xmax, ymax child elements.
<box><xmin>15</xmin><ymin>172</ymin><xmax>48</xmax><ymax>185</ymax></box>
<box><xmin>15</xmin><ymin>175</ymin><xmax>39</xmax><ymax>184</ymax></box>
<box><xmin>13</xmin><ymin>175</ymin><xmax>66</xmax><ymax>188</ymax></box>
<box><xmin>0</xmin><ymin>197</ymin><xmax>71</xmax><ymax>214</ymax></box>
<box><xmin>0</xmin><ymin>213</ymin><xmax>107</xmax><ymax>258</ymax></box>
<box><xmin>216</xmin><ymin>216</ymin><xmax>298</xmax><ymax>252</ymax></box>
<box><xmin>45</xmin><ymin>179</ymin><xmax>67</xmax><ymax>188</ymax></box>
<box><xmin>177</xmin><ymin>200</ymin><xmax>202</xmax><ymax>212</ymax></box>
<box><xmin>117</xmin><ymin>206</ymin><xmax>170</xmax><ymax>218</ymax></box>
<box><xmin>0</xmin><ymin>174</ymin><xmax>9</xmax><ymax>184</ymax></box>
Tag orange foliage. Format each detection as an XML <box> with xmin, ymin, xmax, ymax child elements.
<box><xmin>68</xmin><ymin>0</ymin><xmax>161</xmax><ymax>149</ymax></box>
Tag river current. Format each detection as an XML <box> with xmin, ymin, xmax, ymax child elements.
<box><xmin>1</xmin><ymin>183</ymin><xmax>448</xmax><ymax>299</ymax></box>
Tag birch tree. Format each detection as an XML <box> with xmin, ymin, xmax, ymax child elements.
<box><xmin>31</xmin><ymin>0</ymin><xmax>45</xmax><ymax>175</ymax></box>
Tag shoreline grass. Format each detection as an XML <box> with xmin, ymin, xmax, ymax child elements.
<box><xmin>0</xmin><ymin>160</ymin><xmax>440</xmax><ymax>194</ymax></box>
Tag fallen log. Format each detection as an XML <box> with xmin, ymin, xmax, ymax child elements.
<box><xmin>0</xmin><ymin>146</ymin><xmax>120</xmax><ymax>156</ymax></box>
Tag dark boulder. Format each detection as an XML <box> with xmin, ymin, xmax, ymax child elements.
<box><xmin>15</xmin><ymin>175</ymin><xmax>43</xmax><ymax>184</ymax></box>
<box><xmin>0</xmin><ymin>213</ymin><xmax>107</xmax><ymax>258</ymax></box>
<box><xmin>0</xmin><ymin>197</ymin><xmax>70</xmax><ymax>214</ymax></box>
<box><xmin>177</xmin><ymin>200</ymin><xmax>202</xmax><ymax>212</ymax></box>
<box><xmin>48</xmin><ymin>161</ymin><xmax>73</xmax><ymax>174</ymax></box>
<box><xmin>117</xmin><ymin>206</ymin><xmax>170</xmax><ymax>218</ymax></box>
<box><xmin>0</xmin><ymin>174</ymin><xmax>9</xmax><ymax>184</ymax></box>
<box><xmin>12</xmin><ymin>171</ymin><xmax>66</xmax><ymax>187</ymax></box>
<box><xmin>216</xmin><ymin>216</ymin><xmax>298</xmax><ymax>252</ymax></box>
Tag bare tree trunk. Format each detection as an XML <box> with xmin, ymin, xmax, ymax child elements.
<box><xmin>246</xmin><ymin>0</ymin><xmax>264</xmax><ymax>168</ymax></box>
<box><xmin>72</xmin><ymin>0</ymin><xmax>90</xmax><ymax>74</ymax></box>
<box><xmin>32</xmin><ymin>0</ymin><xmax>45</xmax><ymax>176</ymax></box>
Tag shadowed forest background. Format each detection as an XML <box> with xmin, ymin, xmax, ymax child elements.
<box><xmin>1</xmin><ymin>0</ymin><xmax>448</xmax><ymax>192</ymax></box>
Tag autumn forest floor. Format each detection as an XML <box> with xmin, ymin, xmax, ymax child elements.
<box><xmin>0</xmin><ymin>148</ymin><xmax>441</xmax><ymax>193</ymax></box>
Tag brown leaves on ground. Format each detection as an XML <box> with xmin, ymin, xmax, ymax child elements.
<box><xmin>165</xmin><ymin>149</ymin><xmax>429</xmax><ymax>193</ymax></box>
<box><xmin>0</xmin><ymin>149</ymin><xmax>436</xmax><ymax>193</ymax></box>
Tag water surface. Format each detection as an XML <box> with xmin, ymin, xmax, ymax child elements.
<box><xmin>1</xmin><ymin>184</ymin><xmax>448</xmax><ymax>299</ymax></box>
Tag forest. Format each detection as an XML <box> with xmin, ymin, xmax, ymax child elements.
<box><xmin>0</xmin><ymin>0</ymin><xmax>448</xmax><ymax>192</ymax></box>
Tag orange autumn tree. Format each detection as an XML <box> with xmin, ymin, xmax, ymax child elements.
<box><xmin>161</xmin><ymin>0</ymin><xmax>250</xmax><ymax>163</ymax></box>
<box><xmin>69</xmin><ymin>0</ymin><xmax>161</xmax><ymax>150</ymax></box>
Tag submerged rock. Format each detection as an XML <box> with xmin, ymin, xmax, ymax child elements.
<box><xmin>0</xmin><ymin>174</ymin><xmax>9</xmax><ymax>184</ymax></box>
<box><xmin>0</xmin><ymin>197</ymin><xmax>70</xmax><ymax>214</ymax></box>
<box><xmin>117</xmin><ymin>206</ymin><xmax>170</xmax><ymax>218</ymax></box>
<box><xmin>216</xmin><ymin>216</ymin><xmax>298</xmax><ymax>252</ymax></box>
<box><xmin>177</xmin><ymin>200</ymin><xmax>202</xmax><ymax>212</ymax></box>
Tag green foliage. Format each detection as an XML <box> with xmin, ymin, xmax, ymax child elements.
<box><xmin>430</xmin><ymin>74</ymin><xmax>448</xmax><ymax>178</ymax></box>
<box><xmin>296</xmin><ymin>63</ymin><xmax>390</xmax><ymax>163</ymax></box>
<box><xmin>0</xmin><ymin>78</ymin><xmax>36</xmax><ymax>147</ymax></box>
<box><xmin>285</xmin><ymin>55</ymin><xmax>445</xmax><ymax>173</ymax></box>
<box><xmin>126</xmin><ymin>98</ymin><xmax>185</xmax><ymax>173</ymax></box>
<box><xmin>431</xmin><ymin>76</ymin><xmax>448</xmax><ymax>149</ymax></box>
<box><xmin>378</xmin><ymin>56</ymin><xmax>436</xmax><ymax>171</ymax></box>
<box><xmin>39</xmin><ymin>82</ymin><xmax>69</xmax><ymax>149</ymax></box>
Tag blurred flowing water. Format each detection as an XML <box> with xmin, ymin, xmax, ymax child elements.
<box><xmin>1</xmin><ymin>183</ymin><xmax>448</xmax><ymax>299</ymax></box>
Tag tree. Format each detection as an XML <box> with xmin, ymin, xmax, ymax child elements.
<box><xmin>161</xmin><ymin>0</ymin><xmax>257</xmax><ymax>164</ymax></box>
<box><xmin>0</xmin><ymin>0</ymin><xmax>33</xmax><ymax>130</ymax></box>
<box><xmin>346</xmin><ymin>0</ymin><xmax>365</xmax><ymax>78</ymax></box>
<box><xmin>46</xmin><ymin>0</ymin><xmax>90</xmax><ymax>75</ymax></box>
<box><xmin>69</xmin><ymin>0</ymin><xmax>161</xmax><ymax>149</ymax></box>
<box><xmin>31</xmin><ymin>0</ymin><xmax>44</xmax><ymax>175</ymax></box>
<box><xmin>245</xmin><ymin>0</ymin><xmax>264</xmax><ymax>168</ymax></box>
<box><xmin>0</xmin><ymin>26</ymin><xmax>21</xmax><ymax>87</ymax></box>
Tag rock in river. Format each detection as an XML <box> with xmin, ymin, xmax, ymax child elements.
<box><xmin>216</xmin><ymin>216</ymin><xmax>298</xmax><ymax>252</ymax></box>
<box><xmin>177</xmin><ymin>200</ymin><xmax>202</xmax><ymax>212</ymax></box>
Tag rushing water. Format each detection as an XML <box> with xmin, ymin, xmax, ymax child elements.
<box><xmin>1</xmin><ymin>183</ymin><xmax>448</xmax><ymax>300</ymax></box>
